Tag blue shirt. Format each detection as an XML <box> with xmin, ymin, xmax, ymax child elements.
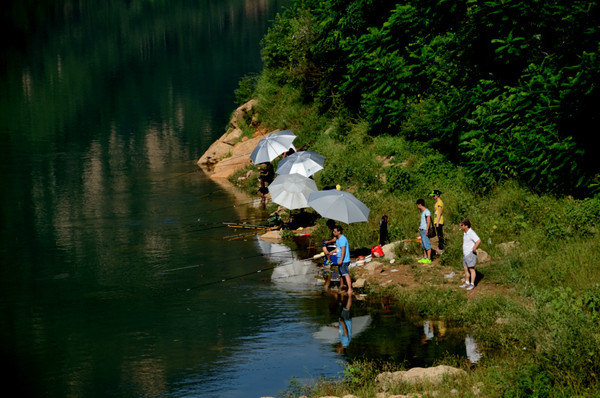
<box><xmin>339</xmin><ymin>319</ymin><xmax>352</xmax><ymax>347</ymax></box>
<box><xmin>336</xmin><ymin>234</ymin><xmax>351</xmax><ymax>263</ymax></box>
<box><xmin>420</xmin><ymin>208</ymin><xmax>431</xmax><ymax>230</ymax></box>
<box><xmin>339</xmin><ymin>307</ymin><xmax>352</xmax><ymax>347</ymax></box>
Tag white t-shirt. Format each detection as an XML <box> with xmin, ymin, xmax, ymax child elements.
<box><xmin>462</xmin><ymin>228</ymin><xmax>480</xmax><ymax>256</ymax></box>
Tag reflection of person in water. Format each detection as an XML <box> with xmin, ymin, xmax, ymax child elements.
<box><xmin>465</xmin><ymin>334</ymin><xmax>482</xmax><ymax>366</ymax></box>
<box><xmin>337</xmin><ymin>293</ymin><xmax>352</xmax><ymax>352</ymax></box>
<box><xmin>421</xmin><ymin>319</ymin><xmax>447</xmax><ymax>345</ymax></box>
<box><xmin>423</xmin><ymin>319</ymin><xmax>435</xmax><ymax>343</ymax></box>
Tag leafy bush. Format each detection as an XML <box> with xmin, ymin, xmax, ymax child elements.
<box><xmin>373</xmin><ymin>134</ymin><xmax>406</xmax><ymax>157</ymax></box>
<box><xmin>533</xmin><ymin>287</ymin><xmax>600</xmax><ymax>387</ymax></box>
<box><xmin>543</xmin><ymin>196</ymin><xmax>600</xmax><ymax>240</ymax></box>
<box><xmin>261</xmin><ymin>0</ymin><xmax>600</xmax><ymax>196</ymax></box>
<box><xmin>416</xmin><ymin>154</ymin><xmax>455</xmax><ymax>181</ymax></box>
<box><xmin>384</xmin><ymin>166</ymin><xmax>412</xmax><ymax>193</ymax></box>
<box><xmin>493</xmin><ymin>361</ymin><xmax>553</xmax><ymax>398</ymax></box>
<box><xmin>234</xmin><ymin>74</ymin><xmax>259</xmax><ymax>106</ymax></box>
<box><xmin>343</xmin><ymin>359</ymin><xmax>402</xmax><ymax>392</ymax></box>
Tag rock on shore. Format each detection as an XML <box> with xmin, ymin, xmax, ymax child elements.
<box><xmin>260</xmin><ymin>365</ymin><xmax>468</xmax><ymax>398</ymax></box>
<box><xmin>197</xmin><ymin>99</ymin><xmax>270</xmax><ymax>180</ymax></box>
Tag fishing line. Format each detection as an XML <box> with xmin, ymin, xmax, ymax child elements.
<box><xmin>158</xmin><ymin>264</ymin><xmax>204</xmax><ymax>273</ymax></box>
<box><xmin>200</xmin><ymin>200</ymin><xmax>263</xmax><ymax>213</ymax></box>
<box><xmin>157</xmin><ymin>247</ymin><xmax>296</xmax><ymax>274</ymax></box>
<box><xmin>224</xmin><ymin>231</ymin><xmax>265</xmax><ymax>241</ymax></box>
<box><xmin>196</xmin><ymin>188</ymin><xmax>226</xmax><ymax>199</ymax></box>
<box><xmin>143</xmin><ymin>249</ymin><xmax>322</xmax><ymax>298</ymax></box>
<box><xmin>152</xmin><ymin>168</ymin><xmax>202</xmax><ymax>182</ymax></box>
<box><xmin>178</xmin><ymin>258</ymin><xmax>320</xmax><ymax>291</ymax></box>
<box><xmin>159</xmin><ymin>215</ymin><xmax>273</xmax><ymax>237</ymax></box>
<box><xmin>179</xmin><ymin>220</ymin><xmax>272</xmax><ymax>235</ymax></box>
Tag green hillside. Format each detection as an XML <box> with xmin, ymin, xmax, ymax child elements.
<box><xmin>232</xmin><ymin>0</ymin><xmax>600</xmax><ymax>396</ymax></box>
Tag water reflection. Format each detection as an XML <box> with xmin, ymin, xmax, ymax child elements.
<box><xmin>256</xmin><ymin>237</ymin><xmax>323</xmax><ymax>290</ymax></box>
<box><xmin>312</xmin><ymin>292</ymin><xmax>373</xmax><ymax>356</ymax></box>
<box><xmin>338</xmin><ymin>294</ymin><xmax>352</xmax><ymax>351</ymax></box>
<box><xmin>421</xmin><ymin>319</ymin><xmax>448</xmax><ymax>345</ymax></box>
<box><xmin>466</xmin><ymin>334</ymin><xmax>483</xmax><ymax>365</ymax></box>
<box><xmin>257</xmin><ymin>236</ymin><xmax>484</xmax><ymax>369</ymax></box>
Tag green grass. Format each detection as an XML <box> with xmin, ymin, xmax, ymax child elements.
<box><xmin>228</xmin><ymin>77</ymin><xmax>600</xmax><ymax>396</ymax></box>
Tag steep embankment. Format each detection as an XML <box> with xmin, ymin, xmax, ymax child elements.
<box><xmin>197</xmin><ymin>99</ymin><xmax>268</xmax><ymax>180</ymax></box>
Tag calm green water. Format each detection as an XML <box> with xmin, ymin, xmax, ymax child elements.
<box><xmin>0</xmin><ymin>1</ymin><xmax>473</xmax><ymax>397</ymax></box>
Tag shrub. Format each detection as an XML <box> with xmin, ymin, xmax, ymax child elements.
<box><xmin>533</xmin><ymin>287</ymin><xmax>600</xmax><ymax>387</ymax></box>
<box><xmin>373</xmin><ymin>134</ymin><xmax>406</xmax><ymax>157</ymax></box>
<box><xmin>343</xmin><ymin>359</ymin><xmax>402</xmax><ymax>392</ymax></box>
<box><xmin>416</xmin><ymin>154</ymin><xmax>455</xmax><ymax>181</ymax></box>
<box><xmin>234</xmin><ymin>74</ymin><xmax>259</xmax><ymax>106</ymax></box>
<box><xmin>385</xmin><ymin>166</ymin><xmax>412</xmax><ymax>193</ymax></box>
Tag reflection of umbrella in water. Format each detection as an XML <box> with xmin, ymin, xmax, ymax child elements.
<box><xmin>312</xmin><ymin>315</ymin><xmax>372</xmax><ymax>344</ymax></box>
<box><xmin>254</xmin><ymin>236</ymin><xmax>321</xmax><ymax>291</ymax></box>
<box><xmin>250</xmin><ymin>130</ymin><xmax>297</xmax><ymax>164</ymax></box>
<box><xmin>254</xmin><ymin>236</ymin><xmax>294</xmax><ymax>265</ymax></box>
<box><xmin>268</xmin><ymin>174</ymin><xmax>317</xmax><ymax>210</ymax></box>
<box><xmin>276</xmin><ymin>150</ymin><xmax>325</xmax><ymax>178</ymax></box>
<box><xmin>308</xmin><ymin>189</ymin><xmax>370</xmax><ymax>224</ymax></box>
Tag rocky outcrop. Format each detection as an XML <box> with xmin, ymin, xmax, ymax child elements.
<box><xmin>476</xmin><ymin>248</ymin><xmax>490</xmax><ymax>263</ymax></box>
<box><xmin>197</xmin><ymin>99</ymin><xmax>270</xmax><ymax>180</ymax></box>
<box><xmin>377</xmin><ymin>366</ymin><xmax>467</xmax><ymax>390</ymax></box>
<box><xmin>262</xmin><ymin>366</ymin><xmax>468</xmax><ymax>398</ymax></box>
<box><xmin>260</xmin><ymin>230</ymin><xmax>283</xmax><ymax>244</ymax></box>
<box><xmin>497</xmin><ymin>241</ymin><xmax>519</xmax><ymax>255</ymax></box>
<box><xmin>381</xmin><ymin>241</ymin><xmax>401</xmax><ymax>259</ymax></box>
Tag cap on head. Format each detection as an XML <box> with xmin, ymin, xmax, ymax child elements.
<box><xmin>429</xmin><ymin>189</ymin><xmax>442</xmax><ymax>197</ymax></box>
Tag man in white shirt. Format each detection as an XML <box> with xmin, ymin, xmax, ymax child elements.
<box><xmin>459</xmin><ymin>218</ymin><xmax>481</xmax><ymax>291</ymax></box>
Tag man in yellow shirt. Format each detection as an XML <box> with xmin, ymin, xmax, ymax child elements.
<box><xmin>429</xmin><ymin>190</ymin><xmax>445</xmax><ymax>253</ymax></box>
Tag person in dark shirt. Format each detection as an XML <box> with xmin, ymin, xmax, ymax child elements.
<box><xmin>258</xmin><ymin>162</ymin><xmax>274</xmax><ymax>194</ymax></box>
<box><xmin>378</xmin><ymin>214</ymin><xmax>389</xmax><ymax>245</ymax></box>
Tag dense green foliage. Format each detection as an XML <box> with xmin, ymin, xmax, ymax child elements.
<box><xmin>232</xmin><ymin>1</ymin><xmax>600</xmax><ymax>395</ymax></box>
<box><xmin>229</xmin><ymin>0</ymin><xmax>600</xmax><ymax>395</ymax></box>
<box><xmin>260</xmin><ymin>0</ymin><xmax>599</xmax><ymax>196</ymax></box>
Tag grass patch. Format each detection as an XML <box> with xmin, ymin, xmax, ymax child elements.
<box><xmin>231</xmin><ymin>78</ymin><xmax>600</xmax><ymax>396</ymax></box>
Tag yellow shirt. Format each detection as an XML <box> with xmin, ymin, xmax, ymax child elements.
<box><xmin>434</xmin><ymin>198</ymin><xmax>444</xmax><ymax>225</ymax></box>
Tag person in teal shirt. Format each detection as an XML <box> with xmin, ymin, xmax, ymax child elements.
<box><xmin>333</xmin><ymin>225</ymin><xmax>352</xmax><ymax>294</ymax></box>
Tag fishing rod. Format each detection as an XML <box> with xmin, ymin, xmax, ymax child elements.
<box><xmin>182</xmin><ymin>218</ymin><xmax>273</xmax><ymax>234</ymax></box>
<box><xmin>224</xmin><ymin>231</ymin><xmax>265</xmax><ymax>241</ymax></box>
<box><xmin>177</xmin><ymin>258</ymin><xmax>321</xmax><ymax>291</ymax></box>
<box><xmin>157</xmin><ymin>247</ymin><xmax>298</xmax><ymax>274</ymax></box>
<box><xmin>160</xmin><ymin>199</ymin><xmax>266</xmax><ymax>225</ymax></box>
<box><xmin>223</xmin><ymin>222</ymin><xmax>273</xmax><ymax>231</ymax></box>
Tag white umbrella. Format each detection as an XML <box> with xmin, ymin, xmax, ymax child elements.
<box><xmin>268</xmin><ymin>173</ymin><xmax>318</xmax><ymax>210</ymax></box>
<box><xmin>308</xmin><ymin>189</ymin><xmax>370</xmax><ymax>224</ymax></box>
<box><xmin>276</xmin><ymin>150</ymin><xmax>325</xmax><ymax>177</ymax></box>
<box><xmin>250</xmin><ymin>130</ymin><xmax>297</xmax><ymax>164</ymax></box>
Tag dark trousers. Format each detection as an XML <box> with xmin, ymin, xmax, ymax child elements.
<box><xmin>436</xmin><ymin>224</ymin><xmax>444</xmax><ymax>250</ymax></box>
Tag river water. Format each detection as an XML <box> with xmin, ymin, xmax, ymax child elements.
<box><xmin>0</xmin><ymin>1</ymin><xmax>473</xmax><ymax>397</ymax></box>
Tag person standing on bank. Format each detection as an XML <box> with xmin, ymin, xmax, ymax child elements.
<box><xmin>429</xmin><ymin>190</ymin><xmax>445</xmax><ymax>253</ymax></box>
<box><xmin>416</xmin><ymin>199</ymin><xmax>432</xmax><ymax>264</ymax></box>
<box><xmin>333</xmin><ymin>225</ymin><xmax>352</xmax><ymax>294</ymax></box>
<box><xmin>459</xmin><ymin>218</ymin><xmax>481</xmax><ymax>291</ymax></box>
<box><xmin>378</xmin><ymin>214</ymin><xmax>389</xmax><ymax>246</ymax></box>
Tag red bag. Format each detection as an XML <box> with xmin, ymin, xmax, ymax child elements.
<box><xmin>371</xmin><ymin>244</ymin><xmax>384</xmax><ymax>257</ymax></box>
